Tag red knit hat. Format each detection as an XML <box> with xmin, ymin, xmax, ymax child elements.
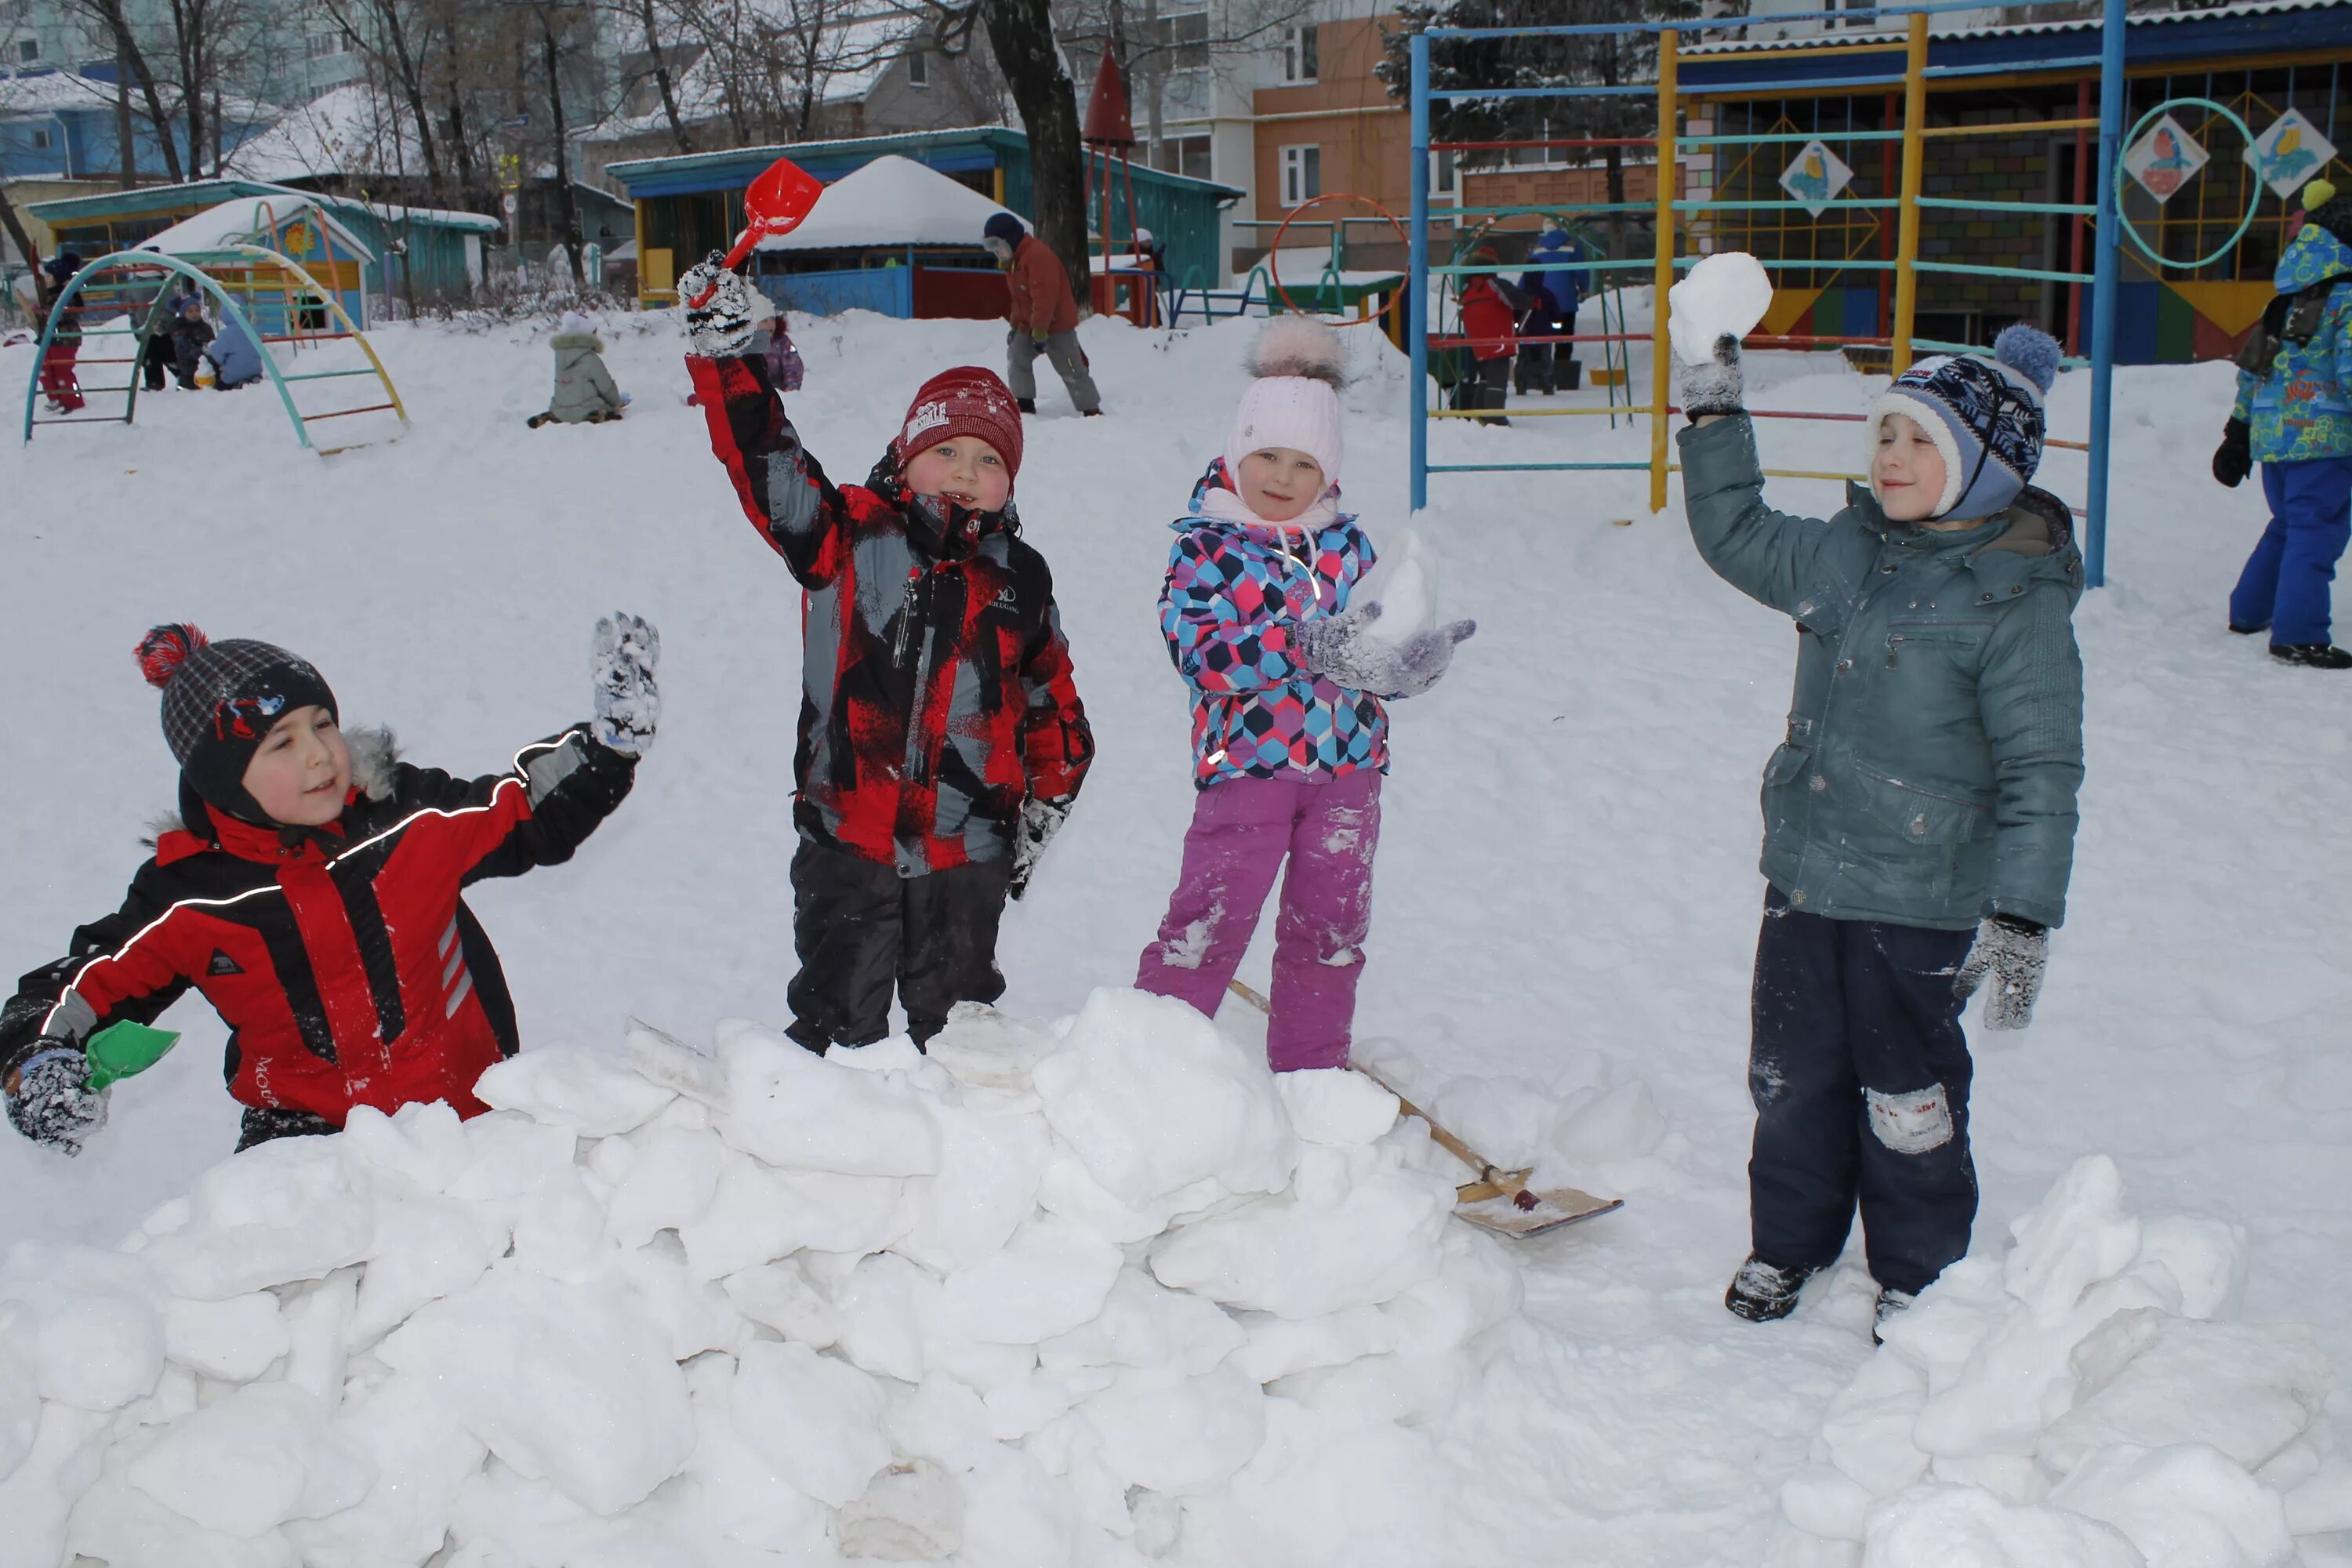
<box><xmin>894</xmin><ymin>365</ymin><xmax>1024</xmax><ymax>484</ymax></box>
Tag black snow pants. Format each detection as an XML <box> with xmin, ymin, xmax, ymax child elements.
<box><xmin>1450</xmin><ymin>356</ymin><xmax>1512</xmax><ymax>420</ymax></box>
<box><xmin>786</xmin><ymin>835</ymin><xmax>1012</xmax><ymax>1052</ymax></box>
<box><xmin>1748</xmin><ymin>886</ymin><xmax>1980</xmax><ymax>1296</ymax></box>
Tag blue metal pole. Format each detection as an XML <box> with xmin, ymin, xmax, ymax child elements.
<box><xmin>1410</xmin><ymin>31</ymin><xmax>1431</xmax><ymax>514</ymax></box>
<box><xmin>2084</xmin><ymin>0</ymin><xmax>2125</xmax><ymax>588</ymax></box>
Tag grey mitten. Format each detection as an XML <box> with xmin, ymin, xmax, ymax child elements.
<box><xmin>1290</xmin><ymin>602</ymin><xmax>1410</xmax><ymax>696</ymax></box>
<box><xmin>1386</xmin><ymin>620</ymin><xmax>1478</xmax><ymax>699</ymax></box>
<box><xmin>678</xmin><ymin>252</ymin><xmax>760</xmax><ymax>357</ymax></box>
<box><xmin>1007</xmin><ymin>794</ymin><xmax>1073</xmax><ymax>902</ymax></box>
<box><xmin>5</xmin><ymin>1042</ymin><xmax>107</xmax><ymax>1156</ymax></box>
<box><xmin>1678</xmin><ymin>332</ymin><xmax>1745</xmax><ymax>419</ymax></box>
<box><xmin>1953</xmin><ymin>915</ymin><xmax>2048</xmax><ymax>1031</ymax></box>
<box><xmin>592</xmin><ymin>612</ymin><xmax>662</xmax><ymax>757</ymax></box>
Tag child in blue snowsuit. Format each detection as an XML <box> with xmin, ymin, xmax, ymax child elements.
<box><xmin>2212</xmin><ymin>184</ymin><xmax>2352</xmax><ymax>670</ymax></box>
<box><xmin>1515</xmin><ymin>228</ymin><xmax>1584</xmax><ymax>396</ymax></box>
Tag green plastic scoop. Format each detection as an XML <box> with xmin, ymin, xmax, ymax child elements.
<box><xmin>84</xmin><ymin>1019</ymin><xmax>181</xmax><ymax>1091</ymax></box>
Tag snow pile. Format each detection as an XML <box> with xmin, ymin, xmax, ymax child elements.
<box><xmin>1771</xmin><ymin>1156</ymin><xmax>2346</xmax><ymax>1568</ymax></box>
<box><xmin>0</xmin><ymin>987</ymin><xmax>1524</xmax><ymax>1568</ymax></box>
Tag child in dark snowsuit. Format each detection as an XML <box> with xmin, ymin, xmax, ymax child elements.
<box><xmin>2211</xmin><ymin>183</ymin><xmax>2352</xmax><ymax>670</ymax></box>
<box><xmin>1675</xmin><ymin>324</ymin><xmax>2085</xmax><ymax>1337</ymax></box>
<box><xmin>1</xmin><ymin>617</ymin><xmax>658</xmax><ymax>1157</ymax></box>
<box><xmin>1137</xmin><ymin>319</ymin><xmax>1475</xmax><ymax>1072</ymax></box>
<box><xmin>169</xmin><ymin>293</ymin><xmax>216</xmax><ymax>390</ymax></box>
<box><xmin>677</xmin><ymin>254</ymin><xmax>1094</xmax><ymax>1053</ymax></box>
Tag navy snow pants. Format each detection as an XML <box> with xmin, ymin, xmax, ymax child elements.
<box><xmin>1748</xmin><ymin>886</ymin><xmax>1980</xmax><ymax>1296</ymax></box>
<box><xmin>2230</xmin><ymin>456</ymin><xmax>2352</xmax><ymax>648</ymax></box>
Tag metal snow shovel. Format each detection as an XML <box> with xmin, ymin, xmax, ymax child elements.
<box><xmin>683</xmin><ymin>155</ymin><xmax>827</xmax><ymax>309</ymax></box>
<box><xmin>1226</xmin><ymin>978</ymin><xmax>1621</xmax><ymax>1240</ymax></box>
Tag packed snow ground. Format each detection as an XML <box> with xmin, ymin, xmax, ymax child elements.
<box><xmin>3</xmin><ymin>296</ymin><xmax>2350</xmax><ymax>1566</ymax></box>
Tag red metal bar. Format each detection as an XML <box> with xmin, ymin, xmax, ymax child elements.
<box><xmin>1427</xmin><ymin>332</ymin><xmax>1650</xmax><ymax>347</ymax></box>
<box><xmin>1429</xmin><ymin>136</ymin><xmax>1658</xmax><ymax>151</ymax></box>
<box><xmin>300</xmin><ymin>403</ymin><xmax>397</xmax><ymax>421</ymax></box>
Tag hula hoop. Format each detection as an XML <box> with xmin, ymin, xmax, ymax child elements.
<box><xmin>2112</xmin><ymin>97</ymin><xmax>2261</xmax><ymax>271</ymax></box>
<box><xmin>1268</xmin><ymin>193</ymin><xmax>1409</xmax><ymax>322</ymax></box>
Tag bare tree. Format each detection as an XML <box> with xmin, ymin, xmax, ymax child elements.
<box><xmin>69</xmin><ymin>0</ymin><xmax>186</xmax><ymax>181</ymax></box>
<box><xmin>617</xmin><ymin>0</ymin><xmax>695</xmax><ymax>151</ymax></box>
<box><xmin>1055</xmin><ymin>0</ymin><xmax>1312</xmax><ymax>165</ymax></box>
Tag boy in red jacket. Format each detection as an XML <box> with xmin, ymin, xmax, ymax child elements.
<box><xmin>2</xmin><ymin>616</ymin><xmax>657</xmax><ymax>1156</ymax></box>
<box><xmin>678</xmin><ymin>254</ymin><xmax>1094</xmax><ymax>1054</ymax></box>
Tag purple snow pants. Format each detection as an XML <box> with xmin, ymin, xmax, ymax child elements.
<box><xmin>1135</xmin><ymin>769</ymin><xmax>1382</xmax><ymax>1072</ymax></box>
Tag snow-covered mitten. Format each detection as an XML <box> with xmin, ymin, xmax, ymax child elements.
<box><xmin>5</xmin><ymin>1041</ymin><xmax>107</xmax><ymax>1156</ymax></box>
<box><xmin>1678</xmin><ymin>332</ymin><xmax>1745</xmax><ymax>419</ymax></box>
<box><xmin>678</xmin><ymin>253</ymin><xmax>760</xmax><ymax>357</ymax></box>
<box><xmin>1290</xmin><ymin>602</ymin><xmax>1413</xmax><ymax>698</ymax></box>
<box><xmin>1953</xmin><ymin>915</ymin><xmax>2048</xmax><ymax>1031</ymax></box>
<box><xmin>1007</xmin><ymin>794</ymin><xmax>1073</xmax><ymax>902</ymax></box>
<box><xmin>1386</xmin><ymin>619</ymin><xmax>1479</xmax><ymax>699</ymax></box>
<box><xmin>592</xmin><ymin>612</ymin><xmax>662</xmax><ymax>757</ymax></box>
<box><xmin>2212</xmin><ymin>418</ymin><xmax>2252</xmax><ymax>488</ymax></box>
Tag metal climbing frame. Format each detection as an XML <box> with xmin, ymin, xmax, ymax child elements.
<box><xmin>1407</xmin><ymin>0</ymin><xmax>2128</xmax><ymax>585</ymax></box>
<box><xmin>23</xmin><ymin>248</ymin><xmax>407</xmax><ymax>454</ymax></box>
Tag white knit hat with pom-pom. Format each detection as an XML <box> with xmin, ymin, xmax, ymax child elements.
<box><xmin>1225</xmin><ymin>317</ymin><xmax>1348</xmax><ymax>485</ymax></box>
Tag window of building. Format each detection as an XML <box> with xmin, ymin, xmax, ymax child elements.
<box><xmin>15</xmin><ymin>36</ymin><xmax>37</xmax><ymax>62</ymax></box>
<box><xmin>1834</xmin><ymin>0</ymin><xmax>1879</xmax><ymax>27</ymax></box>
<box><xmin>1282</xmin><ymin>24</ymin><xmax>1317</xmax><ymax>83</ymax></box>
<box><xmin>1432</xmin><ymin>148</ymin><xmax>1457</xmax><ymax>196</ymax></box>
<box><xmin>906</xmin><ymin>48</ymin><xmax>928</xmax><ymax>86</ymax></box>
<box><xmin>1140</xmin><ymin>9</ymin><xmax>1209</xmax><ymax>71</ymax></box>
<box><xmin>30</xmin><ymin>125</ymin><xmax>53</xmax><ymax>148</ymax></box>
<box><xmin>1280</xmin><ymin>143</ymin><xmax>1320</xmax><ymax>207</ymax></box>
<box><xmin>1155</xmin><ymin>132</ymin><xmax>1212</xmax><ymax>182</ymax></box>
<box><xmin>306</xmin><ymin>27</ymin><xmax>351</xmax><ymax>59</ymax></box>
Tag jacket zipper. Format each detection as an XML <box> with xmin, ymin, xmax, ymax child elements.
<box><xmin>899</xmin><ymin>564</ymin><xmax>942</xmax><ymax>788</ymax></box>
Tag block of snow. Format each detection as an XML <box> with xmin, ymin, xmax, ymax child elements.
<box><xmin>2047</xmin><ymin>1443</ymin><xmax>2292</xmax><ymax>1568</ymax></box>
<box><xmin>1034</xmin><ymin>1147</ymin><xmax>1227</xmax><ymax>1243</ymax></box>
<box><xmin>830</xmin><ymin>1252</ymin><xmax>942</xmax><ymax>1384</ymax></box>
<box><xmin>895</xmin><ymin>1097</ymin><xmax>1054</xmax><ymax>1272</ymax></box>
<box><xmin>474</xmin><ymin>1045</ymin><xmax>677</xmax><ymax>1135</ymax></box>
<box><xmin>339</xmin><ymin>1100</ymin><xmax>476</xmax><ymax>1192</ymax></box>
<box><xmin>589</xmin><ymin>1123</ymin><xmax>724</xmax><ymax>1247</ymax></box>
<box><xmin>1077</xmin><ymin>1363</ymin><xmax>1267</xmax><ymax>1495</ymax></box>
<box><xmin>70</xmin><ymin>1457</ymin><xmax>299</xmax><ymax>1568</ymax></box>
<box><xmin>1033</xmin><ymin>987</ymin><xmax>1298</xmax><ymax>1208</ymax></box>
<box><xmin>376</xmin><ymin>1263</ymin><xmax>694</xmax><ymax>1515</ymax></box>
<box><xmin>123</xmin><ymin>1381</ymin><xmax>375</xmax><ymax>1537</ymax></box>
<box><xmin>1782</xmin><ymin>1461</ymin><xmax>1877</xmax><ymax>1541</ymax></box>
<box><xmin>675</xmin><ymin>1150</ymin><xmax>802</xmax><ymax>1279</ymax></box>
<box><xmin>837</xmin><ymin>1457</ymin><xmax>964</xmax><ymax>1562</ymax></box>
<box><xmin>2041</xmin><ymin>1319</ymin><xmax>2331</xmax><ymax>1475</ymax></box>
<box><xmin>1040</xmin><ymin>1268</ymin><xmax>1248</xmax><ymax>1377</ymax></box>
<box><xmin>281</xmin><ymin>1372</ymin><xmax>486</xmax><ymax>1566</ymax></box>
<box><xmin>730</xmin><ymin>1340</ymin><xmax>892</xmax><ymax>1507</ymax></box>
<box><xmin>2003</xmin><ymin>1156</ymin><xmax>2143</xmax><ymax>1323</ymax></box>
<box><xmin>1276</xmin><ymin>1069</ymin><xmax>1399</xmax><ymax>1146</ymax></box>
<box><xmin>1227</xmin><ymin>1305</ymin><xmax>1394</xmax><ymax>1384</ymax></box>
<box><xmin>0</xmin><ymin>1400</ymin><xmax>107</xmax><ymax>1568</ymax></box>
<box><xmin>1149</xmin><ymin>1148</ymin><xmax>1450</xmax><ymax>1319</ymax></box>
<box><xmin>348</xmin><ymin>1180</ymin><xmax>509</xmax><ymax>1345</ymax></box>
<box><xmin>1860</xmin><ymin>1483</ymin><xmax>2146</xmax><ymax>1568</ymax></box>
<box><xmin>163</xmin><ymin>1291</ymin><xmax>289</xmax><ymax>1382</ymax></box>
<box><xmin>2129</xmin><ymin>1215</ymin><xmax>2249</xmax><ymax>1321</ymax></box>
<box><xmin>710</xmin><ymin>1018</ymin><xmax>942</xmax><ymax>1175</ymax></box>
<box><xmin>678</xmin><ymin>1356</ymin><xmax>834</xmax><ymax>1555</ymax></box>
<box><xmin>1818</xmin><ymin>1350</ymin><xmax>1931</xmax><ymax>1499</ymax></box>
<box><xmin>940</xmin><ymin>1217</ymin><xmax>1123</xmax><ymax>1345</ymax></box>
<box><xmin>444</xmin><ymin>1111</ymin><xmax>580</xmax><ymax>1203</ymax></box>
<box><xmin>0</xmin><ymin>1240</ymin><xmax>165</xmax><ymax>1410</ymax></box>
<box><xmin>1668</xmin><ymin>251</ymin><xmax>1773</xmax><ymax>367</ymax></box>
<box><xmin>0</xmin><ymin>1336</ymin><xmax>34</xmax><ymax>1480</ymax></box>
<box><xmin>722</xmin><ymin>1257</ymin><xmax>839</xmax><ymax>1347</ymax></box>
<box><xmin>924</xmin><ymin>1003</ymin><xmax>1067</xmax><ymax>1092</ymax></box>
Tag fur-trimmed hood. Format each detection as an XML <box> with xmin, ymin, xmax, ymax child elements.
<box><xmin>145</xmin><ymin>724</ymin><xmax>400</xmax><ymax>845</ymax></box>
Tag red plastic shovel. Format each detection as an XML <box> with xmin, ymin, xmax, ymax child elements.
<box><xmin>685</xmin><ymin>155</ymin><xmax>825</xmax><ymax>308</ymax></box>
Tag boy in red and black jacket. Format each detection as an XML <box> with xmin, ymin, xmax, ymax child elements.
<box><xmin>1</xmin><ymin>615</ymin><xmax>659</xmax><ymax>1156</ymax></box>
<box><xmin>678</xmin><ymin>254</ymin><xmax>1093</xmax><ymax>1053</ymax></box>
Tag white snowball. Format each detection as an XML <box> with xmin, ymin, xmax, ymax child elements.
<box><xmin>1352</xmin><ymin>530</ymin><xmax>1438</xmax><ymax>645</ymax></box>
<box><xmin>1859</xmin><ymin>1483</ymin><xmax>2147</xmax><ymax>1568</ymax></box>
<box><xmin>376</xmin><ymin>1264</ymin><xmax>694</xmax><ymax>1515</ymax></box>
<box><xmin>710</xmin><ymin>1018</ymin><xmax>942</xmax><ymax>1175</ymax></box>
<box><xmin>1033</xmin><ymin>988</ymin><xmax>1298</xmax><ymax>1209</ymax></box>
<box><xmin>473</xmin><ymin>1046</ymin><xmax>677</xmax><ymax>1135</ymax></box>
<box><xmin>1668</xmin><ymin>250</ymin><xmax>1774</xmax><ymax>367</ymax></box>
<box><xmin>1276</xmin><ymin>1069</ymin><xmax>1399</xmax><ymax>1146</ymax></box>
<box><xmin>2046</xmin><ymin>1443</ymin><xmax>2291</xmax><ymax>1568</ymax></box>
<box><xmin>124</xmin><ymin>1381</ymin><xmax>374</xmax><ymax>1536</ymax></box>
<box><xmin>142</xmin><ymin>1135</ymin><xmax>376</xmax><ymax>1299</ymax></box>
<box><xmin>730</xmin><ymin>1340</ymin><xmax>893</xmax><ymax>1507</ymax></box>
<box><xmin>940</xmin><ymin>1217</ymin><xmax>1123</xmax><ymax>1345</ymax></box>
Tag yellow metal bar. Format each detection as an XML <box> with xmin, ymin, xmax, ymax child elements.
<box><xmin>1918</xmin><ymin>118</ymin><xmax>2100</xmax><ymax>137</ymax></box>
<box><xmin>1650</xmin><ymin>29</ymin><xmax>1678</xmax><ymax>514</ymax></box>
<box><xmin>227</xmin><ymin>245</ymin><xmax>407</xmax><ymax>427</ymax></box>
<box><xmin>1889</xmin><ymin>10</ymin><xmax>1929</xmax><ymax>377</ymax></box>
<box><xmin>1690</xmin><ymin>38</ymin><xmax>1910</xmax><ymax>64</ymax></box>
<box><xmin>633</xmin><ymin>197</ymin><xmax>649</xmax><ymax>307</ymax></box>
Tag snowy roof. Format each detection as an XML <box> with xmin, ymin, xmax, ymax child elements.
<box><xmin>0</xmin><ymin>67</ymin><xmax>271</xmax><ymax>122</ymax></box>
<box><xmin>753</xmin><ymin>155</ymin><xmax>1011</xmax><ymax>252</ymax></box>
<box><xmin>27</xmin><ymin>176</ymin><xmax>503</xmax><ymax>235</ymax></box>
<box><xmin>583</xmin><ymin>10</ymin><xmax>924</xmax><ymax>143</ymax></box>
<box><xmin>136</xmin><ymin>195</ymin><xmax>376</xmax><ymax>263</ymax></box>
<box><xmin>222</xmin><ymin>85</ymin><xmax>425</xmax><ymax>183</ymax></box>
<box><xmin>1679</xmin><ymin>0</ymin><xmax>2350</xmax><ymax>53</ymax></box>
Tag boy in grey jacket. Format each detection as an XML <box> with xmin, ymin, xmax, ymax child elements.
<box><xmin>1675</xmin><ymin>325</ymin><xmax>2085</xmax><ymax>1338</ymax></box>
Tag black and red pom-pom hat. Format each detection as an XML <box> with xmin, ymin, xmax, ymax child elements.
<box><xmin>134</xmin><ymin>623</ymin><xmax>338</xmax><ymax>824</ymax></box>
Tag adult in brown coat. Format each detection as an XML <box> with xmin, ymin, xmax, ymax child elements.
<box><xmin>984</xmin><ymin>212</ymin><xmax>1102</xmax><ymax>416</ymax></box>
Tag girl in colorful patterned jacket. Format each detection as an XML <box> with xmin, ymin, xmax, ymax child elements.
<box><xmin>1136</xmin><ymin>319</ymin><xmax>1476</xmax><ymax>1072</ymax></box>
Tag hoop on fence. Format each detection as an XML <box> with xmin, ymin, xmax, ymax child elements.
<box><xmin>2112</xmin><ymin>98</ymin><xmax>2263</xmax><ymax>272</ymax></box>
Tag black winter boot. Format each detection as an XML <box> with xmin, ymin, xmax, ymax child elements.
<box><xmin>1015</xmin><ymin>396</ymin><xmax>1036</xmax><ymax>414</ymax></box>
<box><xmin>1725</xmin><ymin>1253</ymin><xmax>1820</xmax><ymax>1323</ymax></box>
<box><xmin>1872</xmin><ymin>1287</ymin><xmax>1916</xmax><ymax>1345</ymax></box>
<box><xmin>2271</xmin><ymin>643</ymin><xmax>2352</xmax><ymax>670</ymax></box>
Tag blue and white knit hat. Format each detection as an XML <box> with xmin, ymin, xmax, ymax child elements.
<box><xmin>1867</xmin><ymin>325</ymin><xmax>2062</xmax><ymax>521</ymax></box>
